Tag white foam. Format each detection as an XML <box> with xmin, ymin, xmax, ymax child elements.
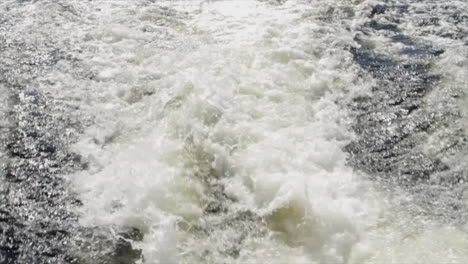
<box><xmin>32</xmin><ymin>0</ymin><xmax>468</xmax><ymax>263</ymax></box>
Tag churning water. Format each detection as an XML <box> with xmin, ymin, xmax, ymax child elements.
<box><xmin>0</xmin><ymin>0</ymin><xmax>467</xmax><ymax>263</ymax></box>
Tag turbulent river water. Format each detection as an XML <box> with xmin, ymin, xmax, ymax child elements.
<box><xmin>0</xmin><ymin>0</ymin><xmax>467</xmax><ymax>263</ymax></box>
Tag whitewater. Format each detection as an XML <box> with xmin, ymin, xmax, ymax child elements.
<box><xmin>0</xmin><ymin>0</ymin><xmax>467</xmax><ymax>263</ymax></box>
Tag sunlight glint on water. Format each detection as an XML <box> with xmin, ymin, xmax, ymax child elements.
<box><xmin>49</xmin><ymin>1</ymin><xmax>468</xmax><ymax>263</ymax></box>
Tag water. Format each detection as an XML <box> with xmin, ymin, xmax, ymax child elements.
<box><xmin>0</xmin><ymin>0</ymin><xmax>467</xmax><ymax>263</ymax></box>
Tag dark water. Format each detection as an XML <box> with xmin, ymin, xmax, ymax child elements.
<box><xmin>0</xmin><ymin>3</ymin><xmax>81</xmax><ymax>262</ymax></box>
<box><xmin>347</xmin><ymin>1</ymin><xmax>468</xmax><ymax>225</ymax></box>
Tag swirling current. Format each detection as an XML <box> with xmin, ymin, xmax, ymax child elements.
<box><xmin>0</xmin><ymin>0</ymin><xmax>467</xmax><ymax>263</ymax></box>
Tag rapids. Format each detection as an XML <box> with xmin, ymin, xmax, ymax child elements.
<box><xmin>0</xmin><ymin>0</ymin><xmax>467</xmax><ymax>263</ymax></box>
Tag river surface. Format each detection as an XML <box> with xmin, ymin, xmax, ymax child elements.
<box><xmin>0</xmin><ymin>0</ymin><xmax>467</xmax><ymax>263</ymax></box>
